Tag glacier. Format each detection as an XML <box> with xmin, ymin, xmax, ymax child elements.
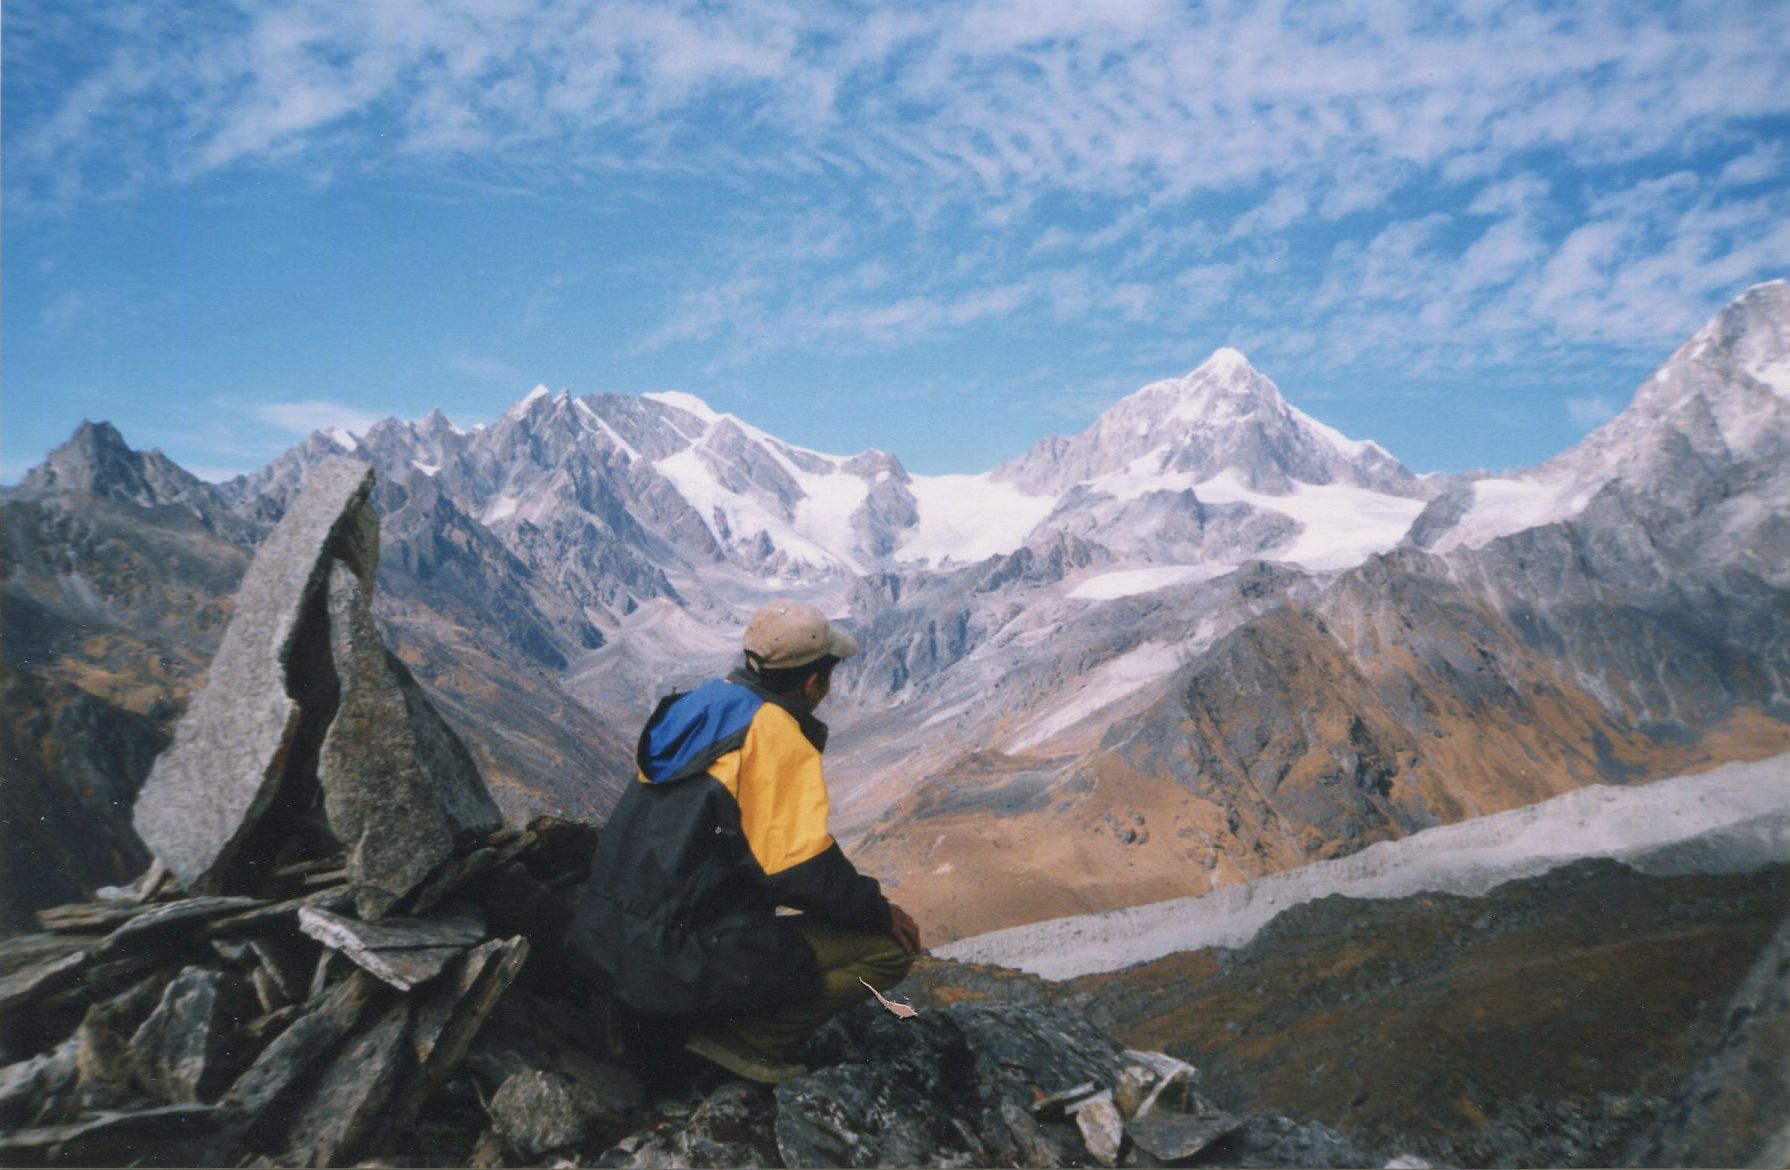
<box><xmin>937</xmin><ymin>752</ymin><xmax>1790</xmax><ymax>980</ymax></box>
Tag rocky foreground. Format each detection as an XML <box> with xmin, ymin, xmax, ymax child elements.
<box><xmin>0</xmin><ymin>810</ymin><xmax>1405</xmax><ymax>1169</ymax></box>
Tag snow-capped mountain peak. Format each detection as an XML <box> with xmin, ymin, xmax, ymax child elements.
<box><xmin>1417</xmin><ymin>282</ymin><xmax>1790</xmax><ymax>558</ymax></box>
<box><xmin>508</xmin><ymin>385</ymin><xmax>553</xmax><ymax>417</ymax></box>
<box><xmin>1551</xmin><ymin>279</ymin><xmax>1790</xmax><ymax>483</ymax></box>
<box><xmin>998</xmin><ymin>348</ymin><xmax>1420</xmax><ymax>501</ymax></box>
<box><xmin>1118</xmin><ymin>347</ymin><xmax>1285</xmax><ymax>425</ymax></box>
<box><xmin>642</xmin><ymin>389</ymin><xmax>726</xmax><ymax>425</ymax></box>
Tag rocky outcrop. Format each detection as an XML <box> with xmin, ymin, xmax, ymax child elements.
<box><xmin>591</xmin><ymin>1001</ymin><xmax>1380</xmax><ymax>1170</ymax></box>
<box><xmin>0</xmin><ymin>817</ymin><xmax>586</xmax><ymax>1168</ymax></box>
<box><xmin>1625</xmin><ymin>915</ymin><xmax>1790</xmax><ymax>1167</ymax></box>
<box><xmin>131</xmin><ymin>457</ymin><xmax>502</xmax><ymax>907</ymax></box>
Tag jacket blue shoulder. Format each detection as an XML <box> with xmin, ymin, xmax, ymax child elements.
<box><xmin>637</xmin><ymin>678</ymin><xmax>763</xmax><ymax>783</ymax></box>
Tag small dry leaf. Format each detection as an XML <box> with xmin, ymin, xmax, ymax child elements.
<box><xmin>860</xmin><ymin>978</ymin><xmax>919</xmax><ymax>1019</ymax></box>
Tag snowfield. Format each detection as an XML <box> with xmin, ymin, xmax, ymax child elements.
<box><xmin>937</xmin><ymin>753</ymin><xmax>1790</xmax><ymax>980</ymax></box>
<box><xmin>896</xmin><ymin>473</ymin><xmax>1058</xmax><ymax>566</ymax></box>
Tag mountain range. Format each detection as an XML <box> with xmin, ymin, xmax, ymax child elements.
<box><xmin>4</xmin><ymin>280</ymin><xmax>1787</xmax><ymax>940</ymax></box>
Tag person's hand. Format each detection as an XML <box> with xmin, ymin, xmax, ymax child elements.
<box><xmin>888</xmin><ymin>901</ymin><xmax>923</xmax><ymax>955</ymax></box>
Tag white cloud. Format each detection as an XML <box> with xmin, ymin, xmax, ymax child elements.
<box><xmin>9</xmin><ymin>0</ymin><xmax>1789</xmax><ymax>403</ymax></box>
<box><xmin>252</xmin><ymin>400</ymin><xmax>390</xmax><ymax>438</ymax></box>
<box><xmin>16</xmin><ymin>1</ymin><xmax>1789</xmax><ymax>215</ymax></box>
<box><xmin>1718</xmin><ymin>142</ymin><xmax>1788</xmax><ymax>187</ymax></box>
<box><xmin>1566</xmin><ymin>394</ymin><xmax>1619</xmax><ymax>429</ymax></box>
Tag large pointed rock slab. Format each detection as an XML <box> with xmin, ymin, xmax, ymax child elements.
<box><xmin>318</xmin><ymin>559</ymin><xmax>501</xmax><ymax>918</ymax></box>
<box><xmin>132</xmin><ymin>457</ymin><xmax>378</xmax><ymax>894</ymax></box>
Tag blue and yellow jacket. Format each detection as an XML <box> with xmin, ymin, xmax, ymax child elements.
<box><xmin>567</xmin><ymin>670</ymin><xmax>891</xmax><ymax>1015</ymax></box>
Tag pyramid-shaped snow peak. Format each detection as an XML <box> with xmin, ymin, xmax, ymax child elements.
<box><xmin>997</xmin><ymin>349</ymin><xmax>1418</xmax><ymax>498</ymax></box>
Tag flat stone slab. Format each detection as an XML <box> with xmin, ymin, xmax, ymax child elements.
<box><xmin>298</xmin><ymin>906</ymin><xmax>485</xmax><ymax>990</ymax></box>
<box><xmin>281</xmin><ymin>1000</ymin><xmax>412</xmax><ymax>1166</ymax></box>
<box><xmin>402</xmin><ymin>936</ymin><xmax>529</xmax><ymax>1123</ymax></box>
<box><xmin>133</xmin><ymin>457</ymin><xmax>377</xmax><ymax>894</ymax></box>
<box><xmin>1128</xmin><ymin>1107</ymin><xmax>1244</xmax><ymax>1163</ymax></box>
<box><xmin>97</xmin><ymin>896</ymin><xmax>267</xmax><ymax>955</ymax></box>
<box><xmin>34</xmin><ymin>901</ymin><xmax>156</xmax><ymax>934</ymax></box>
<box><xmin>1069</xmin><ymin>1090</ymin><xmax>1124</xmax><ymax>1168</ymax></box>
<box><xmin>0</xmin><ymin>950</ymin><xmax>90</xmax><ymax>1014</ymax></box>
<box><xmin>0</xmin><ymin>1104</ymin><xmax>217</xmax><ymax>1163</ymax></box>
<box><xmin>1031</xmin><ymin>1080</ymin><xmax>1100</xmax><ymax>1117</ymax></box>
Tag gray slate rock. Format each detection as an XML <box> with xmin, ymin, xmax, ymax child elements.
<box><xmin>770</xmin><ymin>1001</ymin><xmax>1134</xmax><ymax>1169</ymax></box>
<box><xmin>297</xmin><ymin>905</ymin><xmax>485</xmax><ymax>990</ymax></box>
<box><xmin>129</xmin><ymin>966</ymin><xmax>235</xmax><ymax>1103</ymax></box>
<box><xmin>600</xmin><ymin>1081</ymin><xmax>783</xmax><ymax>1169</ymax></box>
<box><xmin>0</xmin><ymin>1102</ymin><xmax>217</xmax><ymax>1165</ymax></box>
<box><xmin>0</xmin><ymin>1038</ymin><xmax>81</xmax><ymax>1128</ymax></box>
<box><xmin>281</xmin><ymin>999</ymin><xmax>412</xmax><ymax>1166</ymax></box>
<box><xmin>132</xmin><ymin>457</ymin><xmax>377</xmax><ymax>894</ymax></box>
<box><xmin>490</xmin><ymin>1069</ymin><xmax>607</xmax><ymax>1158</ymax></box>
<box><xmin>319</xmin><ymin>558</ymin><xmax>501</xmax><ymax>918</ymax></box>
<box><xmin>1128</xmin><ymin>1107</ymin><xmax>1244</xmax><ymax>1163</ymax></box>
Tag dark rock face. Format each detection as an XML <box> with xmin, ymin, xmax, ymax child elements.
<box><xmin>489</xmin><ymin>1069</ymin><xmax>609</xmax><ymax>1158</ymax></box>
<box><xmin>773</xmin><ymin>1003</ymin><xmax>1135</xmax><ymax>1168</ymax></box>
<box><xmin>1</xmin><ymin>445</ymin><xmax>251</xmax><ymax>932</ymax></box>
<box><xmin>602</xmin><ymin>1000</ymin><xmax>1375</xmax><ymax>1170</ymax></box>
<box><xmin>128</xmin><ymin>966</ymin><xmax>236</xmax><ymax>1103</ymax></box>
<box><xmin>9</xmin><ymin>420</ymin><xmax>255</xmax><ymax>545</ymax></box>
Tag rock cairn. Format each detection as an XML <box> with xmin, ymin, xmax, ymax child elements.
<box><xmin>0</xmin><ymin>459</ymin><xmax>617</xmax><ymax>1166</ymax></box>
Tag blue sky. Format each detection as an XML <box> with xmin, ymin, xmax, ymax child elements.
<box><xmin>5</xmin><ymin>1</ymin><xmax>1788</xmax><ymax>482</ymax></box>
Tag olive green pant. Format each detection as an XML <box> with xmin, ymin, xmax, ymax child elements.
<box><xmin>721</xmin><ymin>919</ymin><xmax>913</xmax><ymax>1058</ymax></box>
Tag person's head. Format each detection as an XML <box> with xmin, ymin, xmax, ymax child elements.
<box><xmin>742</xmin><ymin>601</ymin><xmax>859</xmax><ymax>711</ymax></box>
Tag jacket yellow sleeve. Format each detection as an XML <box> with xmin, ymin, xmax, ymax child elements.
<box><xmin>729</xmin><ymin>703</ymin><xmax>891</xmax><ymax>932</ymax></box>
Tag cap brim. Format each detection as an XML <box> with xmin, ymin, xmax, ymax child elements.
<box><xmin>828</xmin><ymin>629</ymin><xmax>860</xmax><ymax>660</ymax></box>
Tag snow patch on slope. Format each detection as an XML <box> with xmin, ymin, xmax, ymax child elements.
<box><xmin>898</xmin><ymin>474</ymin><xmax>1058</xmax><ymax>565</ymax></box>
<box><xmin>1193</xmin><ymin>470</ymin><xmax>1428</xmax><ymax>571</ymax></box>
<box><xmin>634</xmin><ymin>391</ymin><xmax>880</xmax><ymax>573</ymax></box>
<box><xmin>643</xmin><ymin>390</ymin><xmax>725</xmax><ymax>424</ymax></box>
<box><xmin>1751</xmin><ymin>357</ymin><xmax>1790</xmax><ymax>400</ymax></box>
<box><xmin>1429</xmin><ymin>476</ymin><xmax>1604</xmax><ymax>555</ymax></box>
<box><xmin>1068</xmin><ymin>565</ymin><xmax>1229</xmax><ymax>601</ymax></box>
<box><xmin>1005</xmin><ymin>642</ymin><xmax>1185</xmax><ymax>751</ymax></box>
<box><xmin>939</xmin><ymin>753</ymin><xmax>1790</xmax><ymax>980</ymax></box>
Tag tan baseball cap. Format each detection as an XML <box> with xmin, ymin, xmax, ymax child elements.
<box><xmin>743</xmin><ymin>600</ymin><xmax>860</xmax><ymax>670</ymax></box>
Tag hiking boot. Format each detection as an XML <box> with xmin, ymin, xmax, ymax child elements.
<box><xmin>682</xmin><ymin>1027</ymin><xmax>809</xmax><ymax>1085</ymax></box>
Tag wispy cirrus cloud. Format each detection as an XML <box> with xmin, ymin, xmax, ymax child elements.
<box><xmin>6</xmin><ymin>0</ymin><xmax>1788</xmax><ymax>477</ymax></box>
<box><xmin>14</xmin><ymin>2</ymin><xmax>1786</xmax><ymax>213</ymax></box>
